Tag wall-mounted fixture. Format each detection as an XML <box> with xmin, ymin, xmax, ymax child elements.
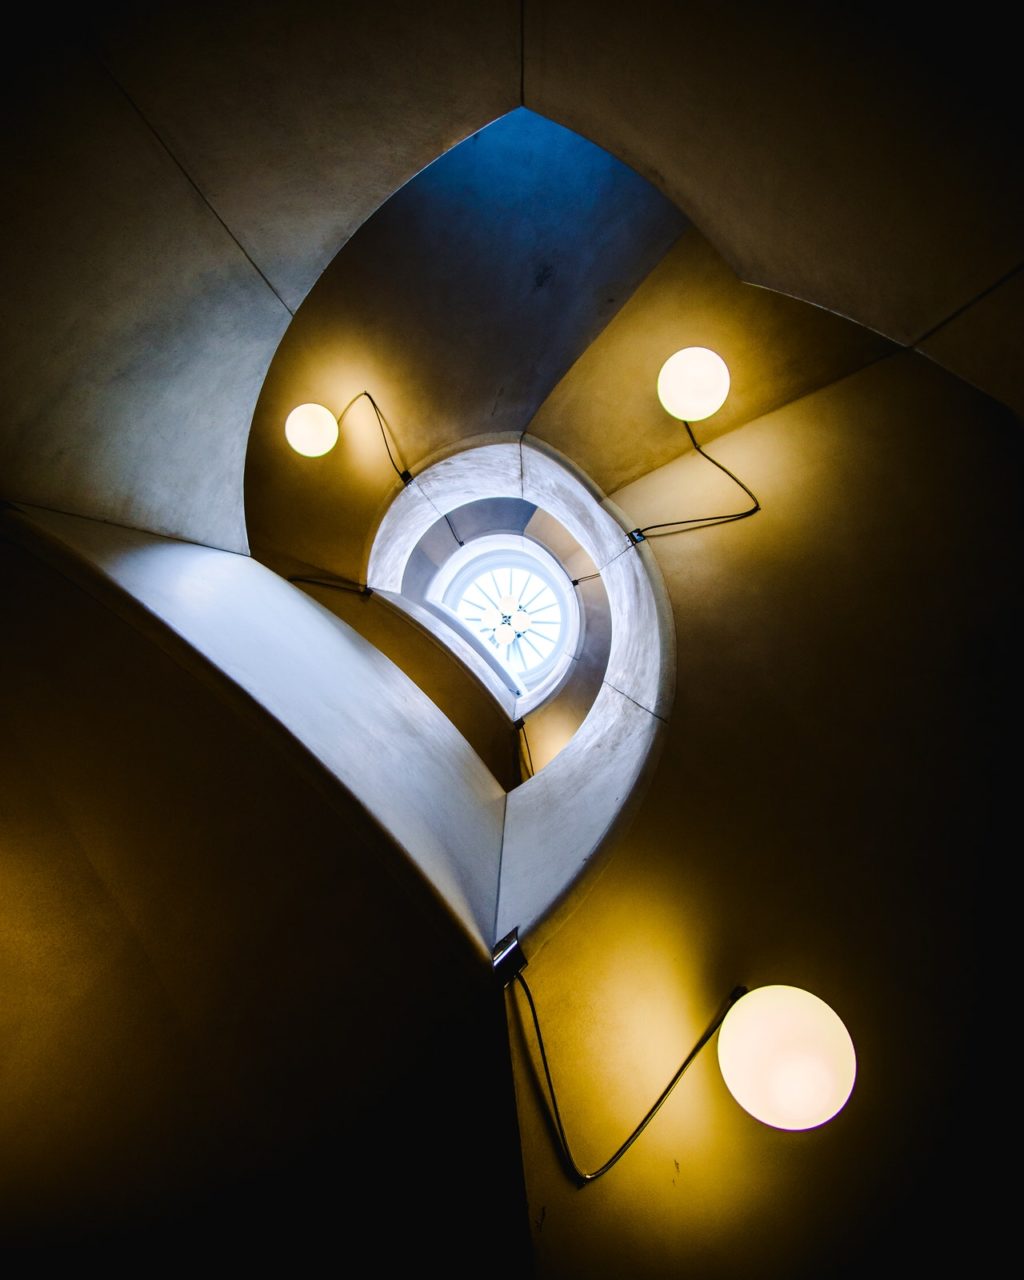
<box><xmin>495</xmin><ymin>931</ymin><xmax>855</xmax><ymax>1185</ymax></box>
<box><xmin>717</xmin><ymin>984</ymin><xmax>856</xmax><ymax>1130</ymax></box>
<box><xmin>657</xmin><ymin>346</ymin><xmax>731</xmax><ymax>421</ymax></box>
<box><xmin>284</xmin><ymin>402</ymin><xmax>340</xmax><ymax>457</ymax></box>
<box><xmin>617</xmin><ymin>344</ymin><xmax>759</xmax><ymax>547</ymax></box>
<box><xmin>283</xmin><ymin>391</ymin><xmax>412</xmax><ymax>483</ymax></box>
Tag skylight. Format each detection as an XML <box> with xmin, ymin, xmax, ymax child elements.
<box><xmin>424</xmin><ymin>533</ymin><xmax>580</xmax><ymax>703</ymax></box>
<box><xmin>454</xmin><ymin>563</ymin><xmax>562</xmax><ymax>681</ymax></box>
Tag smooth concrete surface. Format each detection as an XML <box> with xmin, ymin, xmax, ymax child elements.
<box><xmin>519</xmin><ymin>572</ymin><xmax>613</xmax><ymax>775</ymax></box>
<box><xmin>414</xmin><ymin>442</ymin><xmax>526</xmax><ymax>526</ymax></box>
<box><xmin>367</xmin><ymin>442</ymin><xmax>530</xmax><ymax>594</ymax></box>
<box><xmin>3</xmin><ymin>4</ymin><xmax>1021</xmax><ymax>1267</ymax></box>
<box><xmin>526</xmin><ymin>226</ymin><xmax>895</xmax><ymax>489</ymax></box>
<box><xmin>97</xmin><ymin>0</ymin><xmax>522</xmax><ymax>312</ymax></box>
<box><xmin>367</xmin><ymin>438</ymin><xmax>672</xmax><ymax>727</ymax></box>
<box><xmin>525</xmin><ymin>504</ymin><xmax>598</xmax><ymax>581</ymax></box>
<box><xmin>520</xmin><ymin>439</ymin><xmax>627</xmax><ymax>569</ymax></box>
<box><xmin>511</xmin><ymin>351</ymin><xmax>1020</xmax><ymax>1279</ymax></box>
<box><xmin>373</xmin><ymin>588</ymin><xmax>519</xmax><ymax>722</ymax></box>
<box><xmin>245</xmin><ymin>108</ymin><xmax>685</xmax><ymax>581</ymax></box>
<box><xmin>296</xmin><ymin>584</ymin><xmax>521</xmax><ymax>787</ymax></box>
<box><xmin>598</xmin><ymin>530</ymin><xmax>675</xmax><ymax>721</ymax></box>
<box><xmin>5</xmin><ymin>4</ymin><xmax>1018</xmax><ymax>577</ymax></box>
<box><xmin>363</xmin><ymin>437</ymin><xmax>673</xmax><ymax>947</ymax></box>
<box><xmin>918</xmin><ymin>268</ymin><xmax>1024</xmax><ymax>420</ymax></box>
<box><xmin>365</xmin><ymin>475</ymin><xmax>443</xmax><ymax>591</ymax></box>
<box><xmin>12</xmin><ymin>506</ymin><xmax>505</xmax><ymax>953</ymax></box>
<box><xmin>526</xmin><ymin>0</ymin><xmax>1023</xmax><ymax>347</ymax></box>
<box><xmin>344</xmin><ymin>479</ymin><xmax>615</xmax><ymax>776</ymax></box>
<box><xmin>2</xmin><ymin>49</ymin><xmax>288</xmax><ymax>552</ymax></box>
<box><xmin>498</xmin><ymin>683</ymin><xmax>664</xmax><ymax>941</ymax></box>
<box><xmin>0</xmin><ymin>529</ymin><xmax>530</xmax><ymax>1255</ymax></box>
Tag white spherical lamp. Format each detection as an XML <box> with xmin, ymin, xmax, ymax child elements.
<box><xmin>284</xmin><ymin>403</ymin><xmax>339</xmax><ymax>457</ymax></box>
<box><xmin>657</xmin><ymin>347</ymin><xmax>730</xmax><ymax>421</ymax></box>
<box><xmin>717</xmin><ymin>985</ymin><xmax>856</xmax><ymax>1130</ymax></box>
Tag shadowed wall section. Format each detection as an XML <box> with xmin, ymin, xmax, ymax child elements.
<box><xmin>0</xmin><ymin>519</ymin><xmax>529</xmax><ymax>1253</ymax></box>
<box><xmin>6</xmin><ymin>507</ymin><xmax>506</xmax><ymax>951</ymax></box>
<box><xmin>509</xmin><ymin>352</ymin><xmax>1019</xmax><ymax>1279</ymax></box>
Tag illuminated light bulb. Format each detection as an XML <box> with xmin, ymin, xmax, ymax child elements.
<box><xmin>511</xmin><ymin>609</ymin><xmax>531</xmax><ymax>633</ymax></box>
<box><xmin>657</xmin><ymin>347</ymin><xmax>730</xmax><ymax>421</ymax></box>
<box><xmin>717</xmin><ymin>985</ymin><xmax>856</xmax><ymax>1130</ymax></box>
<box><xmin>285</xmin><ymin>403</ymin><xmax>339</xmax><ymax>457</ymax></box>
<box><xmin>494</xmin><ymin>622</ymin><xmax>515</xmax><ymax>645</ymax></box>
<box><xmin>499</xmin><ymin>594</ymin><xmax>518</xmax><ymax>614</ymax></box>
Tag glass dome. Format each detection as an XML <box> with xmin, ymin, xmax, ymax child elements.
<box><xmin>453</xmin><ymin>563</ymin><xmax>562</xmax><ymax>681</ymax></box>
<box><xmin>425</xmin><ymin>534</ymin><xmax>580</xmax><ymax>702</ymax></box>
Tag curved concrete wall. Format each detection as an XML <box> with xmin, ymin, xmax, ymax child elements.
<box><xmin>1</xmin><ymin>4</ymin><xmax>1019</xmax><ymax>1268</ymax></box>
<box><xmin>244</xmin><ymin>108</ymin><xmax>685</xmax><ymax>582</ymax></box>
<box><xmin>0</xmin><ymin>512</ymin><xmax>527</xmax><ymax>1251</ymax></box>
<box><xmin>368</xmin><ymin>438</ymin><xmax>675</xmax><ymax>940</ymax></box>
<box><xmin>509</xmin><ymin>351</ymin><xmax>1021</xmax><ymax>1279</ymax></box>
<box><xmin>5</xmin><ymin>10</ymin><xmax>1018</xmax><ymax>556</ymax></box>
<box><xmin>9</xmin><ymin>505</ymin><xmax>505</xmax><ymax>954</ymax></box>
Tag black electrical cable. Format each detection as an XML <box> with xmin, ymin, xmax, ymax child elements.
<box><xmin>518</xmin><ymin>720</ymin><xmax>535</xmax><ymax>778</ymax></box>
<box><xmin>637</xmin><ymin>420</ymin><xmax>760</xmax><ymax>536</ymax></box>
<box><xmin>571</xmin><ymin>420</ymin><xmax>760</xmax><ymax>589</ymax></box>
<box><xmin>571</xmin><ymin>540</ymin><xmax>634</xmax><ymax>587</ymax></box>
<box><xmin>361</xmin><ymin>390</ymin><xmax>410</xmax><ymax>483</ymax></box>
<box><xmin>513</xmin><ymin>973</ymin><xmax>747</xmax><ymax>1185</ymax></box>
<box><xmin>441</xmin><ymin>510</ymin><xmax>464</xmax><ymax>547</ymax></box>
<box><xmin>357</xmin><ymin>390</ymin><xmax>464</xmax><ymax>544</ymax></box>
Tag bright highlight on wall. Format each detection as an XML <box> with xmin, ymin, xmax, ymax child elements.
<box><xmin>717</xmin><ymin>985</ymin><xmax>856</xmax><ymax>1130</ymax></box>
<box><xmin>657</xmin><ymin>347</ymin><xmax>730</xmax><ymax>421</ymax></box>
<box><xmin>284</xmin><ymin>403</ymin><xmax>339</xmax><ymax>457</ymax></box>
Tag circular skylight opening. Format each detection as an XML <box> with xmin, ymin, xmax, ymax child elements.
<box><xmin>426</xmin><ymin>534</ymin><xmax>580</xmax><ymax>702</ymax></box>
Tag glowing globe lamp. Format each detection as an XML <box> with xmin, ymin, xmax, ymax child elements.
<box><xmin>657</xmin><ymin>347</ymin><xmax>730</xmax><ymax>421</ymax></box>
<box><xmin>717</xmin><ymin>985</ymin><xmax>856</xmax><ymax>1130</ymax></box>
<box><xmin>285</xmin><ymin>403</ymin><xmax>339</xmax><ymax>457</ymax></box>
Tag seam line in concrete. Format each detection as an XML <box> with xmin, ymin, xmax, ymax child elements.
<box><xmin>95</xmin><ymin>55</ymin><xmax>295</xmax><ymax>318</ymax></box>
<box><xmin>910</xmin><ymin>260</ymin><xmax>1024</xmax><ymax>347</ymax></box>
<box><xmin>601</xmin><ymin>677</ymin><xmax>668</xmax><ymax>724</ymax></box>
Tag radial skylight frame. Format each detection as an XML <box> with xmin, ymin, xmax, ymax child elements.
<box><xmin>427</xmin><ymin>534</ymin><xmax>581</xmax><ymax>704</ymax></box>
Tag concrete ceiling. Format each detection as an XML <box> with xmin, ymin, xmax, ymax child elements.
<box><xmin>1</xmin><ymin>1</ymin><xmax>1019</xmax><ymax>1269</ymax></box>
<box><xmin>527</xmin><ymin>0</ymin><xmax>1023</xmax><ymax>347</ymax></box>
<box><xmin>245</xmin><ymin>107</ymin><xmax>686</xmax><ymax>577</ymax></box>
<box><xmin>528</xmin><ymin>223</ymin><xmax>895</xmax><ymax>493</ymax></box>
<box><xmin>2</xmin><ymin>1</ymin><xmax>1018</xmax><ymax>557</ymax></box>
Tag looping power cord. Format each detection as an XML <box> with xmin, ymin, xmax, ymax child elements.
<box><xmin>289</xmin><ymin>392</ymin><xmax>465</xmax><ymax>595</ymax></box>
<box><xmin>346</xmin><ymin>391</ymin><xmax>464</xmax><ymax>546</ymax></box>
<box><xmin>359</xmin><ymin>390</ymin><xmax>412</xmax><ymax>486</ymax></box>
<box><xmin>572</xmin><ymin>420</ymin><xmax>760</xmax><ymax>586</ymax></box>
<box><xmin>512</xmin><ymin>969</ymin><xmax>747</xmax><ymax>1185</ymax></box>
